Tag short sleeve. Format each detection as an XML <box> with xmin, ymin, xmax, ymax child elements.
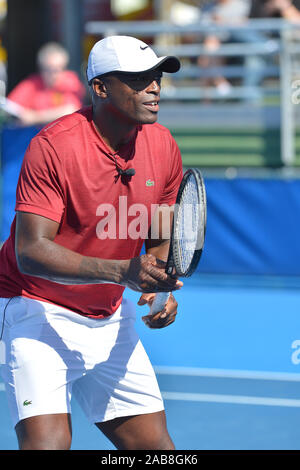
<box><xmin>7</xmin><ymin>78</ymin><xmax>36</xmax><ymax>108</ymax></box>
<box><xmin>15</xmin><ymin>136</ymin><xmax>65</xmax><ymax>223</ymax></box>
<box><xmin>159</xmin><ymin>134</ymin><xmax>183</xmax><ymax>206</ymax></box>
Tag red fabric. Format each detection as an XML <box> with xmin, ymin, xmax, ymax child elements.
<box><xmin>0</xmin><ymin>106</ymin><xmax>183</xmax><ymax>318</ymax></box>
<box><xmin>7</xmin><ymin>71</ymin><xmax>85</xmax><ymax>110</ymax></box>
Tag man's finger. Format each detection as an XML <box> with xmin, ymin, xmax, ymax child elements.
<box><xmin>137</xmin><ymin>293</ymin><xmax>155</xmax><ymax>306</ymax></box>
<box><xmin>151</xmin><ymin>257</ymin><xmax>167</xmax><ymax>269</ymax></box>
<box><xmin>142</xmin><ymin>312</ymin><xmax>175</xmax><ymax>329</ymax></box>
<box><xmin>137</xmin><ymin>295</ymin><xmax>147</xmax><ymax>306</ymax></box>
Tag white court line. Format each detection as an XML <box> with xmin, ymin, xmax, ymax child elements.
<box><xmin>154</xmin><ymin>366</ymin><xmax>300</xmax><ymax>382</ymax></box>
<box><xmin>1</xmin><ymin>380</ymin><xmax>299</xmax><ymax>407</ymax></box>
<box><xmin>161</xmin><ymin>391</ymin><xmax>300</xmax><ymax>408</ymax></box>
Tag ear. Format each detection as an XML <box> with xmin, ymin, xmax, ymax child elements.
<box><xmin>92</xmin><ymin>78</ymin><xmax>108</xmax><ymax>98</ymax></box>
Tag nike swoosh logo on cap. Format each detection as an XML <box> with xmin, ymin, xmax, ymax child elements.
<box><xmin>140</xmin><ymin>46</ymin><xmax>149</xmax><ymax>50</ymax></box>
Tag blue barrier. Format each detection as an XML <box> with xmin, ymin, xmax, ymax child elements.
<box><xmin>1</xmin><ymin>125</ymin><xmax>299</xmax><ymax>276</ymax></box>
<box><xmin>199</xmin><ymin>178</ymin><xmax>300</xmax><ymax>276</ymax></box>
<box><xmin>1</xmin><ymin>125</ymin><xmax>41</xmax><ymax>241</ymax></box>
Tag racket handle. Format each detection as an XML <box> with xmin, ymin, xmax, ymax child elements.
<box><xmin>150</xmin><ymin>292</ymin><xmax>170</xmax><ymax>315</ymax></box>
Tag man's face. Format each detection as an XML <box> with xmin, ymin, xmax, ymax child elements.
<box><xmin>40</xmin><ymin>52</ymin><xmax>68</xmax><ymax>88</ymax></box>
<box><xmin>94</xmin><ymin>70</ymin><xmax>163</xmax><ymax>125</ymax></box>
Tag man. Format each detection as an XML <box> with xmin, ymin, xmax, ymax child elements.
<box><xmin>198</xmin><ymin>0</ymin><xmax>251</xmax><ymax>97</ymax></box>
<box><xmin>7</xmin><ymin>42</ymin><xmax>85</xmax><ymax>125</ymax></box>
<box><xmin>0</xmin><ymin>36</ymin><xmax>183</xmax><ymax>450</ymax></box>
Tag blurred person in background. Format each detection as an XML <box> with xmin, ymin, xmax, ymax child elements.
<box><xmin>7</xmin><ymin>42</ymin><xmax>86</xmax><ymax>126</ymax></box>
<box><xmin>198</xmin><ymin>0</ymin><xmax>251</xmax><ymax>97</ymax></box>
<box><xmin>199</xmin><ymin>0</ymin><xmax>300</xmax><ymax>102</ymax></box>
<box><xmin>0</xmin><ymin>0</ymin><xmax>7</xmax><ymax>99</ymax></box>
<box><xmin>243</xmin><ymin>0</ymin><xmax>300</xmax><ymax>100</ymax></box>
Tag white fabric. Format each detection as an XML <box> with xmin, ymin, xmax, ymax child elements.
<box><xmin>87</xmin><ymin>35</ymin><xmax>180</xmax><ymax>81</ymax></box>
<box><xmin>0</xmin><ymin>296</ymin><xmax>164</xmax><ymax>427</ymax></box>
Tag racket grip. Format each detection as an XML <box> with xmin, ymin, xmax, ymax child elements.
<box><xmin>150</xmin><ymin>292</ymin><xmax>170</xmax><ymax>315</ymax></box>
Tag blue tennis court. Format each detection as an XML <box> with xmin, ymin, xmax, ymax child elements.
<box><xmin>1</xmin><ymin>274</ymin><xmax>300</xmax><ymax>450</ymax></box>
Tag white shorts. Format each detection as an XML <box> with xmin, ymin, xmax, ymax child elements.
<box><xmin>0</xmin><ymin>296</ymin><xmax>164</xmax><ymax>427</ymax></box>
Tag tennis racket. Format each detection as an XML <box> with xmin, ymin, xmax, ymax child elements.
<box><xmin>150</xmin><ymin>168</ymin><xmax>207</xmax><ymax>314</ymax></box>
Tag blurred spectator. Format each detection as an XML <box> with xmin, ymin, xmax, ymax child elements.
<box><xmin>242</xmin><ymin>0</ymin><xmax>300</xmax><ymax>99</ymax></box>
<box><xmin>198</xmin><ymin>0</ymin><xmax>300</xmax><ymax>102</ymax></box>
<box><xmin>170</xmin><ymin>1</ymin><xmax>201</xmax><ymax>25</ymax></box>
<box><xmin>7</xmin><ymin>42</ymin><xmax>85</xmax><ymax>126</ymax></box>
<box><xmin>201</xmin><ymin>0</ymin><xmax>250</xmax><ymax>24</ymax></box>
<box><xmin>0</xmin><ymin>37</ymin><xmax>6</xmax><ymax>96</ymax></box>
<box><xmin>198</xmin><ymin>0</ymin><xmax>251</xmax><ymax>97</ymax></box>
<box><xmin>0</xmin><ymin>0</ymin><xmax>7</xmax><ymax>98</ymax></box>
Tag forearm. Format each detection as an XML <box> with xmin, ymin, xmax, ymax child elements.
<box><xmin>267</xmin><ymin>0</ymin><xmax>300</xmax><ymax>20</ymax></box>
<box><xmin>15</xmin><ymin>210</ymin><xmax>181</xmax><ymax>293</ymax></box>
<box><xmin>17</xmin><ymin>237</ymin><xmax>124</xmax><ymax>285</ymax></box>
<box><xmin>145</xmin><ymin>239</ymin><xmax>170</xmax><ymax>262</ymax></box>
<box><xmin>17</xmin><ymin>237</ymin><xmax>180</xmax><ymax>293</ymax></box>
<box><xmin>146</xmin><ymin>204</ymin><xmax>173</xmax><ymax>261</ymax></box>
<box><xmin>19</xmin><ymin>104</ymin><xmax>78</xmax><ymax>126</ymax></box>
<box><xmin>281</xmin><ymin>4</ymin><xmax>300</xmax><ymax>20</ymax></box>
<box><xmin>34</xmin><ymin>105</ymin><xmax>78</xmax><ymax>123</ymax></box>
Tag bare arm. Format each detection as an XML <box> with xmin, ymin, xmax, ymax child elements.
<box><xmin>138</xmin><ymin>205</ymin><xmax>180</xmax><ymax>328</ymax></box>
<box><xmin>17</xmin><ymin>104</ymin><xmax>79</xmax><ymax>126</ymax></box>
<box><xmin>265</xmin><ymin>0</ymin><xmax>300</xmax><ymax>21</ymax></box>
<box><xmin>15</xmin><ymin>211</ymin><xmax>182</xmax><ymax>293</ymax></box>
<box><xmin>145</xmin><ymin>203</ymin><xmax>174</xmax><ymax>261</ymax></box>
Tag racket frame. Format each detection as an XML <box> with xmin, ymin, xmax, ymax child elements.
<box><xmin>165</xmin><ymin>168</ymin><xmax>207</xmax><ymax>278</ymax></box>
<box><xmin>149</xmin><ymin>169</ymin><xmax>207</xmax><ymax>315</ymax></box>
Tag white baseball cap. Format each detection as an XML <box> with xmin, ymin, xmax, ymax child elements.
<box><xmin>87</xmin><ymin>35</ymin><xmax>180</xmax><ymax>83</ymax></box>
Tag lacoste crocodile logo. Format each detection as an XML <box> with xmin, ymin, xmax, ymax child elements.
<box><xmin>146</xmin><ymin>179</ymin><xmax>155</xmax><ymax>187</ymax></box>
<box><xmin>23</xmin><ymin>400</ymin><xmax>32</xmax><ymax>406</ymax></box>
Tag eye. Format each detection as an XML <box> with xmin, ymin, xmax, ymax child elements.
<box><xmin>131</xmin><ymin>74</ymin><xmax>162</xmax><ymax>83</ymax></box>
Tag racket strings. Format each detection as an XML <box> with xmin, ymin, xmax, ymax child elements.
<box><xmin>173</xmin><ymin>174</ymin><xmax>206</xmax><ymax>274</ymax></box>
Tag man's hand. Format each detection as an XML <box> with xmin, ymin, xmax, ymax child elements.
<box><xmin>264</xmin><ymin>0</ymin><xmax>291</xmax><ymax>14</ymax></box>
<box><xmin>120</xmin><ymin>254</ymin><xmax>183</xmax><ymax>293</ymax></box>
<box><xmin>138</xmin><ymin>292</ymin><xmax>178</xmax><ymax>329</ymax></box>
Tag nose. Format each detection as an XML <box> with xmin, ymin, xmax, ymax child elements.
<box><xmin>146</xmin><ymin>79</ymin><xmax>160</xmax><ymax>94</ymax></box>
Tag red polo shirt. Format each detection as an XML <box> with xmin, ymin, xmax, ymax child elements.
<box><xmin>0</xmin><ymin>106</ymin><xmax>182</xmax><ymax>318</ymax></box>
<box><xmin>7</xmin><ymin>71</ymin><xmax>85</xmax><ymax>111</ymax></box>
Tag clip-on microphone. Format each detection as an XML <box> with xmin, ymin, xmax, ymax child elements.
<box><xmin>117</xmin><ymin>167</ymin><xmax>136</xmax><ymax>177</ymax></box>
